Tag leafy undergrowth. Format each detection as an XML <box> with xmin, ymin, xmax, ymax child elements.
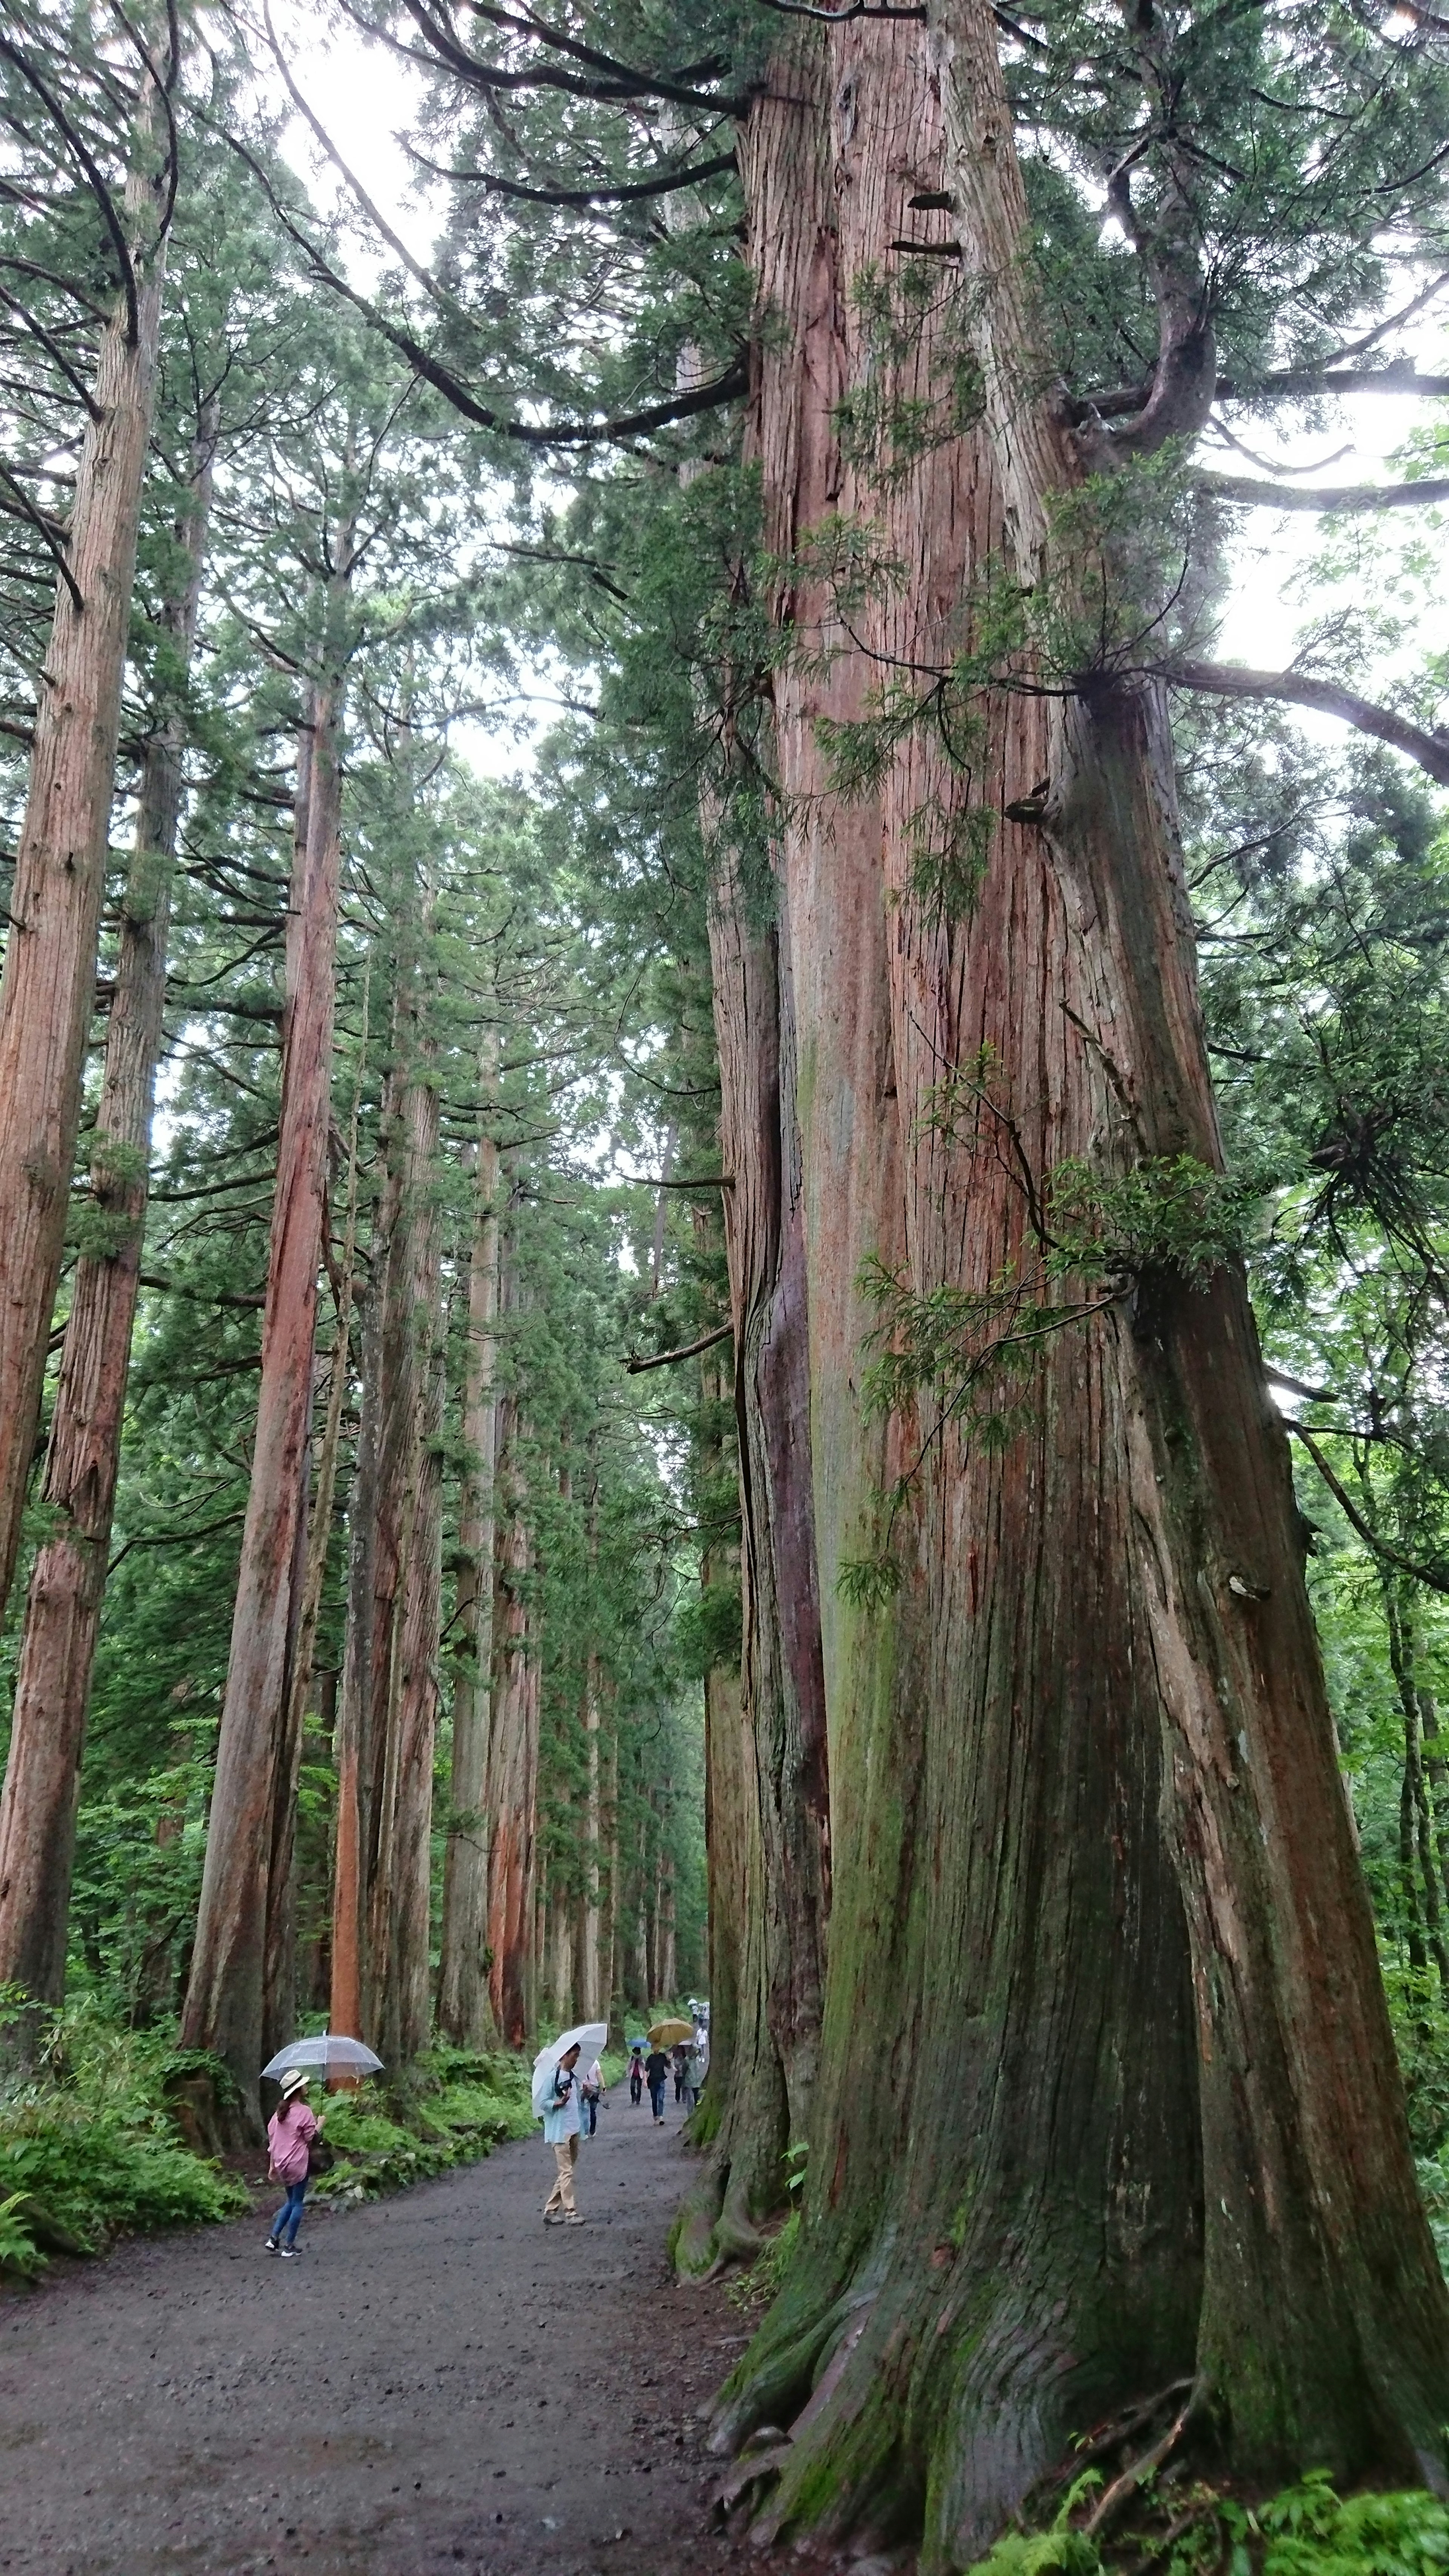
<box><xmin>968</xmin><ymin>2471</ymin><xmax>1449</xmax><ymax>2576</ymax></box>
<box><xmin>310</xmin><ymin>2045</ymin><xmax>535</xmax><ymax>2207</ymax></box>
<box><xmin>0</xmin><ymin>1999</ymin><xmax>246</xmax><ymax>2278</ymax></box>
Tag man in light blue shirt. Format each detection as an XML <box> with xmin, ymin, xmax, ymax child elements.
<box><xmin>532</xmin><ymin>2043</ymin><xmax>585</xmax><ymax>2225</ymax></box>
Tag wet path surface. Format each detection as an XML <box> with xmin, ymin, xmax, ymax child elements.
<box><xmin>0</xmin><ymin>2094</ymin><xmax>759</xmax><ymax>2576</ymax></box>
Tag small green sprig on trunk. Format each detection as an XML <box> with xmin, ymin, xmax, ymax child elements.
<box><xmin>839</xmin><ymin>1138</ymin><xmax>1257</xmax><ymax>1608</ymax></box>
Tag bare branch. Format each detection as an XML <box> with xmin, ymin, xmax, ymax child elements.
<box><xmin>1200</xmin><ymin>472</ymin><xmax>1449</xmax><ymax>513</ymax></box>
<box><xmin>1080</xmin><ymin>361</ymin><xmax>1449</xmax><ymax>422</ymax></box>
<box><xmin>1166</xmin><ymin>659</ymin><xmax>1449</xmax><ymax>786</ymax></box>
<box><xmin>1287</xmin><ymin>1423</ymin><xmax>1449</xmax><ymax>1597</ymax></box>
<box><xmin>626</xmin><ymin>1321</ymin><xmax>733</xmax><ymax>1373</ymax></box>
<box><xmin>0</xmin><ymin>458</ymin><xmax>82</xmax><ymax>611</ymax></box>
<box><xmin>405</xmin><ymin>144</ymin><xmax>737</xmax><ymax>208</ymax></box>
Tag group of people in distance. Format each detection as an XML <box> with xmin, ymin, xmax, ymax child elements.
<box><xmin>627</xmin><ymin>2039</ymin><xmax>699</xmax><ymax>2123</ymax></box>
<box><xmin>534</xmin><ymin>2024</ymin><xmax>708</xmax><ymax>2226</ymax></box>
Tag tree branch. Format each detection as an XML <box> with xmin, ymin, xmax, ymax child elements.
<box><xmin>207</xmin><ymin>113</ymin><xmax>746</xmax><ymax>448</ymax></box>
<box><xmin>0</xmin><ymin>31</ymin><xmax>138</xmax><ymax>344</ymax></box>
<box><xmin>1286</xmin><ymin>1423</ymin><xmax>1449</xmax><ymax>1597</ymax></box>
<box><xmin>0</xmin><ymin>458</ymin><xmax>83</xmax><ymax>611</ymax></box>
<box><xmin>1199</xmin><ymin>473</ymin><xmax>1449</xmax><ymax>514</ymax></box>
<box><xmin>626</xmin><ymin>1320</ymin><xmax>733</xmax><ymax>1373</ymax></box>
<box><xmin>405</xmin><ymin>145</ymin><xmax>737</xmax><ymax>208</ymax></box>
<box><xmin>1080</xmin><ymin>362</ymin><xmax>1449</xmax><ymax>422</ymax></box>
<box><xmin>1165</xmin><ymin>660</ymin><xmax>1449</xmax><ymax>786</ymax></box>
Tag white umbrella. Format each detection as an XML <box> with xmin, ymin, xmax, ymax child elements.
<box><xmin>531</xmin><ymin>2020</ymin><xmax>607</xmax><ymax>2079</ymax></box>
<box><xmin>261</xmin><ymin>2033</ymin><xmax>384</xmax><ymax>2080</ymax></box>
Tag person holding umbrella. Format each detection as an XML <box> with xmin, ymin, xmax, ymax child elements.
<box><xmin>531</xmin><ymin>2021</ymin><xmax>606</xmax><ymax>2225</ymax></box>
<box><xmin>265</xmin><ymin>2070</ymin><xmax>323</xmax><ymax>2258</ymax></box>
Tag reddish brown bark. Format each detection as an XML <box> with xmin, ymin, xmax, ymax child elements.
<box><xmin>180</xmin><ymin>592</ymin><xmax>350</xmax><ymax>2110</ymax></box>
<box><xmin>0</xmin><ymin>398</ymin><xmax>216</xmax><ymax>2032</ymax></box>
<box><xmin>369</xmin><ymin>1048</ymin><xmax>443</xmax><ymax>2068</ymax></box>
<box><xmin>438</xmin><ymin>1035</ymin><xmax>501</xmax><ymax>2047</ymax></box>
<box><xmin>486</xmin><ymin>1397</ymin><xmax>540</xmax><ymax>2048</ymax></box>
<box><xmin>707</xmin><ymin>25</ymin><xmax>1200</xmax><ymax>2556</ymax></box>
<box><xmin>935</xmin><ymin>0</ymin><xmax>1449</xmax><ymax>2489</ymax></box>
<box><xmin>0</xmin><ymin>98</ymin><xmax>171</xmax><ymax>1629</ymax></box>
<box><xmin>708</xmin><ymin>13</ymin><xmax>1449</xmax><ymax>2556</ymax></box>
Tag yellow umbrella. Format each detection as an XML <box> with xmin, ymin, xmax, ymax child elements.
<box><xmin>648</xmin><ymin>2018</ymin><xmax>694</xmax><ymax>2046</ymax></box>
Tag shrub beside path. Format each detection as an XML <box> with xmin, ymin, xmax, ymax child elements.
<box><xmin>0</xmin><ymin>2094</ymin><xmax>755</xmax><ymax>2576</ymax></box>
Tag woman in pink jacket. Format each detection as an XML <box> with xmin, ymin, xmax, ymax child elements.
<box><xmin>265</xmin><ymin>2069</ymin><xmax>324</xmax><ymax>2258</ymax></box>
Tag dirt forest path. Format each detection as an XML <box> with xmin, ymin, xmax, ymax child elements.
<box><xmin>0</xmin><ymin>2093</ymin><xmax>760</xmax><ymax>2576</ymax></box>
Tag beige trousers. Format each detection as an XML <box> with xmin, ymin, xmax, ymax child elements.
<box><xmin>544</xmin><ymin>2133</ymin><xmax>579</xmax><ymax>2216</ymax></box>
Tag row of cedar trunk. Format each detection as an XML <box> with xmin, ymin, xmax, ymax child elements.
<box><xmin>0</xmin><ymin>48</ymin><xmax>555</xmax><ymax>2119</ymax></box>
<box><xmin>681</xmin><ymin>8</ymin><xmax>1449</xmax><ymax>2568</ymax></box>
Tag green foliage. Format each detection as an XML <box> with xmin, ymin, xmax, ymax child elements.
<box><xmin>727</xmin><ymin>2208</ymin><xmax>800</xmax><ymax>2316</ymax></box>
<box><xmin>0</xmin><ymin>2005</ymin><xmax>246</xmax><ymax>2253</ymax></box>
<box><xmin>964</xmin><ymin>2473</ymin><xmax>1104</xmax><ymax>2576</ymax></box>
<box><xmin>966</xmin><ymin>2476</ymin><xmax>1449</xmax><ymax>2576</ymax></box>
<box><xmin>312</xmin><ymin>2052</ymin><xmax>537</xmax><ymax>2206</ymax></box>
<box><xmin>0</xmin><ymin>2190</ymin><xmax>45</xmax><ymax>2281</ymax></box>
<box><xmin>674</xmin><ymin>1578</ymin><xmax>742</xmax><ymax>1680</ymax></box>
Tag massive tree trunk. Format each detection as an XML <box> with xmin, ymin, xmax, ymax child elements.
<box><xmin>438</xmin><ymin>1035</ymin><xmax>501</xmax><ymax>2047</ymax></box>
<box><xmin>708</xmin><ymin>11</ymin><xmax>1449</xmax><ymax>2558</ymax></box>
<box><xmin>707</xmin><ymin>24</ymin><xmax>1201</xmax><ymax>2557</ymax></box>
<box><xmin>0</xmin><ymin>398</ymin><xmax>216</xmax><ymax>2039</ymax></box>
<box><xmin>935</xmin><ymin>0</ymin><xmax>1449</xmax><ymax>2495</ymax></box>
<box><xmin>0</xmin><ymin>86</ymin><xmax>171</xmax><ymax>1628</ymax></box>
<box><xmin>181</xmin><ymin>562</ymin><xmax>351</xmax><ymax>2115</ymax></box>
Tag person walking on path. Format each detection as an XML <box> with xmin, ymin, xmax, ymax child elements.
<box><xmin>581</xmin><ymin>2057</ymin><xmax>605</xmax><ymax>2136</ymax></box>
<box><xmin>533</xmin><ymin>2042</ymin><xmax>585</xmax><ymax>2225</ymax></box>
<box><xmin>265</xmin><ymin>2070</ymin><xmax>323</xmax><ymax>2258</ymax></box>
<box><xmin>644</xmin><ymin>2046</ymin><xmax>669</xmax><ymax>2125</ymax></box>
<box><xmin>629</xmin><ymin>2046</ymin><xmax>644</xmax><ymax>2107</ymax></box>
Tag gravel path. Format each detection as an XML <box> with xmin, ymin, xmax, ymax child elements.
<box><xmin>0</xmin><ymin>2093</ymin><xmax>756</xmax><ymax>2576</ymax></box>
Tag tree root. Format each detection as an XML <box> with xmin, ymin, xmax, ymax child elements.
<box><xmin>1083</xmin><ymin>2385</ymin><xmax>1202</xmax><ymax>2542</ymax></box>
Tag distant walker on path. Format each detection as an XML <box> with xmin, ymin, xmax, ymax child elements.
<box><xmin>644</xmin><ymin>2047</ymin><xmax>669</xmax><ymax>2125</ymax></box>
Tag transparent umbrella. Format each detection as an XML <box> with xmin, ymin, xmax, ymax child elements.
<box><xmin>261</xmin><ymin>2033</ymin><xmax>383</xmax><ymax>2081</ymax></box>
<box><xmin>532</xmin><ymin>2021</ymin><xmax>607</xmax><ymax>2077</ymax></box>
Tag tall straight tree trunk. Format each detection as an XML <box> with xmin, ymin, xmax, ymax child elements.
<box><xmin>708</xmin><ymin>23</ymin><xmax>1200</xmax><ymax>2551</ymax></box>
<box><xmin>331</xmin><ymin>1011</ymin><xmax>409</xmax><ymax>2044</ymax></box>
<box><xmin>0</xmin><ymin>396</ymin><xmax>216</xmax><ymax>2037</ymax></box>
<box><xmin>262</xmin><ymin>975</ymin><xmax>368</xmax><ymax>2055</ymax></box>
<box><xmin>438</xmin><ymin>1030</ymin><xmax>501</xmax><ymax>2045</ymax></box>
<box><xmin>374</xmin><ymin>1059</ymin><xmax>443</xmax><ymax>2068</ymax></box>
<box><xmin>486</xmin><ymin>1397</ymin><xmax>538</xmax><ymax>2048</ymax></box>
<box><xmin>181</xmin><ymin>541</ymin><xmax>353</xmax><ymax>2117</ymax></box>
<box><xmin>0</xmin><ymin>77</ymin><xmax>172</xmax><ymax>1627</ymax></box>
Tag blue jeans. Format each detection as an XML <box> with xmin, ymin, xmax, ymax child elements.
<box><xmin>648</xmin><ymin>2081</ymin><xmax>665</xmax><ymax>2119</ymax></box>
<box><xmin>271</xmin><ymin>2178</ymin><xmax>307</xmax><ymax>2246</ymax></box>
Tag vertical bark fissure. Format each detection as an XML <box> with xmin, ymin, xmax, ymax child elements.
<box><xmin>0</xmin><ymin>67</ymin><xmax>174</xmax><ymax>1626</ymax></box>
<box><xmin>438</xmin><ymin>1023</ymin><xmax>501</xmax><ymax>2045</ymax></box>
<box><xmin>180</xmin><ymin>521</ymin><xmax>355</xmax><ymax>2118</ymax></box>
<box><xmin>935</xmin><ymin>0</ymin><xmax>1449</xmax><ymax>2491</ymax></box>
<box><xmin>0</xmin><ymin>390</ymin><xmax>217</xmax><ymax>2032</ymax></box>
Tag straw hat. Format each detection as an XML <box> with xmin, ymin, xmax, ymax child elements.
<box><xmin>278</xmin><ymin>2068</ymin><xmax>311</xmax><ymax>2101</ymax></box>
